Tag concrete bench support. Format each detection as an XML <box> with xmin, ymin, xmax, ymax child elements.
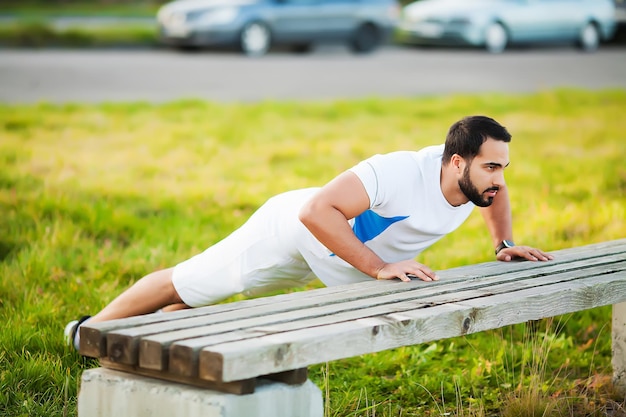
<box><xmin>78</xmin><ymin>368</ymin><xmax>323</xmax><ymax>417</ymax></box>
<box><xmin>613</xmin><ymin>302</ymin><xmax>626</xmax><ymax>395</ymax></box>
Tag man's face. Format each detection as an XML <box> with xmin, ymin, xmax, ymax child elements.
<box><xmin>458</xmin><ymin>138</ymin><xmax>509</xmax><ymax>207</ymax></box>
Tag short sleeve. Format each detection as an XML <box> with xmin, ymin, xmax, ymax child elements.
<box><xmin>348</xmin><ymin>156</ymin><xmax>381</xmax><ymax>209</ymax></box>
<box><xmin>348</xmin><ymin>152</ymin><xmax>419</xmax><ymax>210</ymax></box>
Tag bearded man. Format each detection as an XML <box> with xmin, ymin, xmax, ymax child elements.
<box><xmin>65</xmin><ymin>115</ymin><xmax>553</xmax><ymax>350</ymax></box>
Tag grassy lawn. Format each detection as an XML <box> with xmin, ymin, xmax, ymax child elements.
<box><xmin>1</xmin><ymin>90</ymin><xmax>625</xmax><ymax>416</ymax></box>
<box><xmin>0</xmin><ymin>1</ymin><xmax>158</xmax><ymax>47</ymax></box>
<box><xmin>0</xmin><ymin>1</ymin><xmax>161</xmax><ymax>17</ymax></box>
<box><xmin>0</xmin><ymin>22</ymin><xmax>157</xmax><ymax>48</ymax></box>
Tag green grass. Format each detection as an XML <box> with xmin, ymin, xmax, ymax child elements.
<box><xmin>0</xmin><ymin>1</ymin><xmax>162</xmax><ymax>17</ymax></box>
<box><xmin>1</xmin><ymin>90</ymin><xmax>625</xmax><ymax>416</ymax></box>
<box><xmin>0</xmin><ymin>1</ymin><xmax>159</xmax><ymax>47</ymax></box>
<box><xmin>0</xmin><ymin>21</ymin><xmax>158</xmax><ymax>48</ymax></box>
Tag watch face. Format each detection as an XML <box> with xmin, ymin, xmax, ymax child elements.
<box><xmin>503</xmin><ymin>240</ymin><xmax>515</xmax><ymax>248</ymax></box>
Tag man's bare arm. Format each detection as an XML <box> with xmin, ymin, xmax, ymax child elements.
<box><xmin>298</xmin><ymin>171</ymin><xmax>438</xmax><ymax>282</ymax></box>
<box><xmin>480</xmin><ymin>183</ymin><xmax>513</xmax><ymax>247</ymax></box>
<box><xmin>479</xmin><ymin>184</ymin><xmax>553</xmax><ymax>262</ymax></box>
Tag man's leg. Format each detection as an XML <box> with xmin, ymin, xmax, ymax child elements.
<box><xmin>65</xmin><ymin>268</ymin><xmax>189</xmax><ymax>351</ymax></box>
<box><xmin>161</xmin><ymin>303</ymin><xmax>191</xmax><ymax>312</ymax></box>
<box><xmin>88</xmin><ymin>267</ymin><xmax>184</xmax><ymax>323</ymax></box>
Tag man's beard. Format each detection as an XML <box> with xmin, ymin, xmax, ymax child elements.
<box><xmin>458</xmin><ymin>165</ymin><xmax>499</xmax><ymax>207</ymax></box>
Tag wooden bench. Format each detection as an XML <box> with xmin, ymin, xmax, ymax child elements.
<box><xmin>79</xmin><ymin>238</ymin><xmax>626</xmax><ymax>400</ymax></box>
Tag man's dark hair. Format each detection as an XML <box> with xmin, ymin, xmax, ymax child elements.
<box><xmin>442</xmin><ymin>116</ymin><xmax>511</xmax><ymax>165</ymax></box>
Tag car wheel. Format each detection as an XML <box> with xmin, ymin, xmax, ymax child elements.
<box><xmin>291</xmin><ymin>43</ymin><xmax>314</xmax><ymax>54</ymax></box>
<box><xmin>485</xmin><ymin>22</ymin><xmax>508</xmax><ymax>53</ymax></box>
<box><xmin>350</xmin><ymin>23</ymin><xmax>381</xmax><ymax>54</ymax></box>
<box><xmin>578</xmin><ymin>22</ymin><xmax>600</xmax><ymax>52</ymax></box>
<box><xmin>240</xmin><ymin>21</ymin><xmax>271</xmax><ymax>57</ymax></box>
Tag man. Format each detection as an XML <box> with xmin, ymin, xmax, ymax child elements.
<box><xmin>65</xmin><ymin>115</ymin><xmax>553</xmax><ymax>350</ymax></box>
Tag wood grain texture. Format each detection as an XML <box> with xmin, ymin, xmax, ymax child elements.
<box><xmin>199</xmin><ymin>271</ymin><xmax>626</xmax><ymax>382</ymax></box>
<box><xmin>84</xmin><ymin>239</ymin><xmax>626</xmax><ymax>390</ymax></box>
<box><xmin>99</xmin><ymin>358</ymin><xmax>256</xmax><ymax>394</ymax></box>
<box><xmin>168</xmin><ymin>258</ymin><xmax>625</xmax><ymax>377</ymax></box>
<box><xmin>79</xmin><ymin>239</ymin><xmax>625</xmax><ymax>359</ymax></box>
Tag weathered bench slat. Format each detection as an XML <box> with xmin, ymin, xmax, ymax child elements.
<box><xmin>104</xmin><ymin>252</ymin><xmax>623</xmax><ymax>368</ymax></box>
<box><xmin>171</xmin><ymin>260</ymin><xmax>621</xmax><ymax>379</ymax></box>
<box><xmin>152</xmin><ymin>257</ymin><xmax>625</xmax><ymax>373</ymax></box>
<box><xmin>99</xmin><ymin>358</ymin><xmax>307</xmax><ymax>394</ymax></box>
<box><xmin>98</xmin><ymin>358</ymin><xmax>255</xmax><ymax>394</ymax></box>
<box><xmin>80</xmin><ymin>281</ymin><xmax>381</xmax><ymax>358</ymax></box>
<box><xmin>80</xmin><ymin>239</ymin><xmax>625</xmax><ymax>358</ymax></box>
<box><xmin>198</xmin><ymin>270</ymin><xmax>626</xmax><ymax>382</ymax></box>
<box><xmin>164</xmin><ymin>259</ymin><xmax>626</xmax><ymax>378</ymax></box>
<box><xmin>78</xmin><ymin>239</ymin><xmax>626</xmax><ymax>393</ymax></box>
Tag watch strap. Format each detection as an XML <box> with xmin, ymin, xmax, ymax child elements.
<box><xmin>495</xmin><ymin>240</ymin><xmax>515</xmax><ymax>255</ymax></box>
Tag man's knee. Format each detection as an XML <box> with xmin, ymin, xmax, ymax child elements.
<box><xmin>148</xmin><ymin>268</ymin><xmax>183</xmax><ymax>305</ymax></box>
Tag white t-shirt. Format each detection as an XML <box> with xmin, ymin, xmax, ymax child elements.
<box><xmin>296</xmin><ymin>144</ymin><xmax>475</xmax><ymax>286</ymax></box>
<box><xmin>173</xmin><ymin>144</ymin><xmax>477</xmax><ymax>306</ymax></box>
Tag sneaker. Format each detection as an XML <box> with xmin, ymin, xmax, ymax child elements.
<box><xmin>64</xmin><ymin>315</ymin><xmax>91</xmax><ymax>351</ymax></box>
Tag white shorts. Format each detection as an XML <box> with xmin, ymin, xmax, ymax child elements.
<box><xmin>171</xmin><ymin>190</ymin><xmax>318</xmax><ymax>308</ymax></box>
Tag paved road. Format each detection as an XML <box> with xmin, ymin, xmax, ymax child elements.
<box><xmin>0</xmin><ymin>45</ymin><xmax>624</xmax><ymax>104</ymax></box>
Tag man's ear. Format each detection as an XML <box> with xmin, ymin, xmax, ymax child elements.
<box><xmin>450</xmin><ymin>154</ymin><xmax>465</xmax><ymax>174</ymax></box>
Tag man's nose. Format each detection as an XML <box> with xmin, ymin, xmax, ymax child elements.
<box><xmin>494</xmin><ymin>170</ymin><xmax>505</xmax><ymax>186</ymax></box>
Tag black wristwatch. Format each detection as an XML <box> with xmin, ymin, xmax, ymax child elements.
<box><xmin>495</xmin><ymin>240</ymin><xmax>515</xmax><ymax>255</ymax></box>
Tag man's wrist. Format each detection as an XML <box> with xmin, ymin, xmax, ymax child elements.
<box><xmin>495</xmin><ymin>240</ymin><xmax>515</xmax><ymax>255</ymax></box>
<box><xmin>373</xmin><ymin>262</ymin><xmax>388</xmax><ymax>280</ymax></box>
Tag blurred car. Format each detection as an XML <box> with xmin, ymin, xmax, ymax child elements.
<box><xmin>157</xmin><ymin>0</ymin><xmax>400</xmax><ymax>56</ymax></box>
<box><xmin>616</xmin><ymin>0</ymin><xmax>626</xmax><ymax>26</ymax></box>
<box><xmin>396</xmin><ymin>0</ymin><xmax>617</xmax><ymax>53</ymax></box>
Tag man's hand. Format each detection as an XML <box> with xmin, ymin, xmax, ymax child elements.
<box><xmin>376</xmin><ymin>260</ymin><xmax>439</xmax><ymax>282</ymax></box>
<box><xmin>497</xmin><ymin>245</ymin><xmax>554</xmax><ymax>262</ymax></box>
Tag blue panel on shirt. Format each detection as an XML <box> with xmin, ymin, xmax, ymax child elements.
<box><xmin>353</xmin><ymin>210</ymin><xmax>408</xmax><ymax>243</ymax></box>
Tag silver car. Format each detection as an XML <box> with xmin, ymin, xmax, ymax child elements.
<box><xmin>396</xmin><ymin>0</ymin><xmax>617</xmax><ymax>53</ymax></box>
<box><xmin>157</xmin><ymin>0</ymin><xmax>400</xmax><ymax>56</ymax></box>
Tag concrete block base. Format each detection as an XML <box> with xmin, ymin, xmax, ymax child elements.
<box><xmin>78</xmin><ymin>368</ymin><xmax>323</xmax><ymax>417</ymax></box>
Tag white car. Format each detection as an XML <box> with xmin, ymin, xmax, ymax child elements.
<box><xmin>157</xmin><ymin>0</ymin><xmax>400</xmax><ymax>56</ymax></box>
<box><xmin>397</xmin><ymin>0</ymin><xmax>617</xmax><ymax>53</ymax></box>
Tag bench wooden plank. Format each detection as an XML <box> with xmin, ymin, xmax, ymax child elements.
<box><xmin>158</xmin><ymin>258</ymin><xmax>626</xmax><ymax>376</ymax></box>
<box><xmin>81</xmin><ymin>281</ymin><xmax>388</xmax><ymax>358</ymax></box>
<box><xmin>103</xmin><ymin>252</ymin><xmax>623</xmax><ymax>369</ymax></box>
<box><xmin>164</xmin><ymin>259</ymin><xmax>626</xmax><ymax>378</ymax></box>
<box><xmin>80</xmin><ymin>239</ymin><xmax>626</xmax><ymax>358</ymax></box>
<box><xmin>98</xmin><ymin>359</ymin><xmax>255</xmax><ymax>394</ymax></box>
<box><xmin>197</xmin><ymin>270</ymin><xmax>626</xmax><ymax>382</ymax></box>
<box><xmin>264</xmin><ymin>368</ymin><xmax>308</xmax><ymax>385</ymax></box>
<box><xmin>79</xmin><ymin>239</ymin><xmax>626</xmax><ymax>392</ymax></box>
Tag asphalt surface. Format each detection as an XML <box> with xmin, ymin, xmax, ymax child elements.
<box><xmin>0</xmin><ymin>44</ymin><xmax>625</xmax><ymax>104</ymax></box>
